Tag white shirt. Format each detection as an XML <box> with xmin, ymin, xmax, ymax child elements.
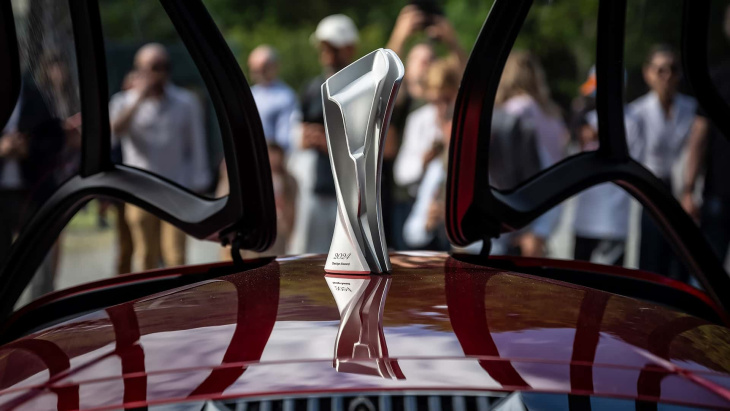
<box><xmin>404</xmin><ymin>157</ymin><xmax>561</xmax><ymax>250</ymax></box>
<box><xmin>110</xmin><ymin>84</ymin><xmax>211</xmax><ymax>192</ymax></box>
<box><xmin>394</xmin><ymin>104</ymin><xmax>443</xmax><ymax>190</ymax></box>
<box><xmin>251</xmin><ymin>80</ymin><xmax>298</xmax><ymax>151</ymax></box>
<box><xmin>628</xmin><ymin>91</ymin><xmax>697</xmax><ymax>179</ymax></box>
<box><xmin>1</xmin><ymin>94</ymin><xmax>23</xmax><ymax>189</ymax></box>
<box><xmin>405</xmin><ymin>100</ymin><xmax>569</xmax><ymax>247</ymax></box>
<box><xmin>573</xmin><ymin>110</ymin><xmax>643</xmax><ymax>240</ymax></box>
<box><xmin>403</xmin><ymin>159</ymin><xmax>444</xmax><ymax>248</ymax></box>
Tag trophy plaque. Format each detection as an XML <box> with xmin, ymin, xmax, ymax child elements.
<box><xmin>322</xmin><ymin>48</ymin><xmax>404</xmax><ymax>274</ymax></box>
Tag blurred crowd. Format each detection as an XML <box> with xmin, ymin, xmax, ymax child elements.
<box><xmin>2</xmin><ymin>3</ymin><xmax>730</xmax><ymax>299</ymax></box>
<box><xmin>260</xmin><ymin>4</ymin><xmax>730</xmax><ymax>286</ymax></box>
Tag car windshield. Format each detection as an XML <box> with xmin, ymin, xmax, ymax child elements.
<box><xmin>0</xmin><ymin>0</ymin><xmax>728</xmax><ymax>314</ymax></box>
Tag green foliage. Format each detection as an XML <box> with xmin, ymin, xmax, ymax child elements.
<box><xmin>99</xmin><ymin>0</ymin><xmax>178</xmax><ymax>42</ymax></box>
<box><xmin>97</xmin><ymin>0</ymin><xmax>730</xmax><ymax>110</ymax></box>
<box><xmin>512</xmin><ymin>0</ymin><xmax>599</xmax><ymax>108</ymax></box>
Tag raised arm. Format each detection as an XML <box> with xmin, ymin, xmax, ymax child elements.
<box><xmin>386</xmin><ymin>5</ymin><xmax>425</xmax><ymax>58</ymax></box>
<box><xmin>110</xmin><ymin>77</ymin><xmax>153</xmax><ymax>137</ymax></box>
<box><xmin>110</xmin><ymin>96</ymin><xmax>143</xmax><ymax>137</ymax></box>
<box><xmin>427</xmin><ymin>16</ymin><xmax>467</xmax><ymax>70</ymax></box>
<box><xmin>681</xmin><ymin>115</ymin><xmax>709</xmax><ymax>221</ymax></box>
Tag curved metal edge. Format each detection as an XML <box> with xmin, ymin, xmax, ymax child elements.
<box><xmin>682</xmin><ymin>0</ymin><xmax>730</xmax><ymax>143</ymax></box>
<box><xmin>483</xmin><ymin>153</ymin><xmax>730</xmax><ymax>313</ymax></box>
<box><xmin>0</xmin><ymin>165</ymin><xmax>233</xmax><ymax>319</ymax></box>
<box><xmin>71</xmin><ymin>0</ymin><xmax>112</xmax><ymax>177</ymax></box>
<box><xmin>446</xmin><ymin>0</ymin><xmax>533</xmax><ymax>245</ymax></box>
<box><xmin>445</xmin><ymin>0</ymin><xmax>730</xmax><ymax>313</ymax></box>
<box><xmin>0</xmin><ymin>0</ymin><xmax>276</xmax><ymax>323</ymax></box>
<box><xmin>0</xmin><ymin>1</ymin><xmax>20</xmax><ymax>131</ymax></box>
<box><xmin>159</xmin><ymin>0</ymin><xmax>276</xmax><ymax>251</ymax></box>
<box><xmin>371</xmin><ymin>50</ymin><xmax>404</xmax><ymax>272</ymax></box>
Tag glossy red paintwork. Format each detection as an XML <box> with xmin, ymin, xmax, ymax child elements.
<box><xmin>1</xmin><ymin>252</ymin><xmax>729</xmax><ymax>410</ymax></box>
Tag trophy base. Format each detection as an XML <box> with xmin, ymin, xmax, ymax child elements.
<box><xmin>325</xmin><ymin>213</ymin><xmax>375</xmax><ymax>274</ymax></box>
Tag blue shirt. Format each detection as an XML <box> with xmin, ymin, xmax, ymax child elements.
<box><xmin>250</xmin><ymin>80</ymin><xmax>298</xmax><ymax>151</ymax></box>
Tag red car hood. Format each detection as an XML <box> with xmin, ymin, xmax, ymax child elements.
<box><xmin>1</xmin><ymin>252</ymin><xmax>729</xmax><ymax>410</ymax></box>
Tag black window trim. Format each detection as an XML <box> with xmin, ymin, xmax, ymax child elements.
<box><xmin>0</xmin><ymin>1</ymin><xmax>20</xmax><ymax>139</ymax></box>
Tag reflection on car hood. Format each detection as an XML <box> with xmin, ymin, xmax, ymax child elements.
<box><xmin>0</xmin><ymin>252</ymin><xmax>729</xmax><ymax>409</ymax></box>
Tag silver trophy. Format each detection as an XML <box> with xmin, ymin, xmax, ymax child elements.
<box><xmin>322</xmin><ymin>48</ymin><xmax>404</xmax><ymax>274</ymax></box>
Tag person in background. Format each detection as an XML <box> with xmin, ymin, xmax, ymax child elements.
<box><xmin>386</xmin><ymin>3</ymin><xmax>467</xmax><ymax>72</ymax></box>
<box><xmin>403</xmin><ymin>58</ymin><xmax>461</xmax><ymax>250</ymax></box>
<box><xmin>247</xmin><ymin>45</ymin><xmax>298</xmax><ymax>152</ymax></box>
<box><xmin>494</xmin><ymin>51</ymin><xmax>568</xmax><ymax>257</ymax></box>
<box><xmin>109</xmin><ymin>43</ymin><xmax>211</xmax><ymax>270</ymax></box>
<box><xmin>389</xmin><ymin>5</ymin><xmax>466</xmax><ymax>249</ymax></box>
<box><xmin>103</xmin><ymin>70</ymin><xmax>138</xmax><ymax>274</ymax></box>
<box><xmin>383</xmin><ymin>43</ymin><xmax>435</xmax><ymax>250</ymax></box>
<box><xmin>392</xmin><ymin>44</ymin><xmax>445</xmax><ymax>192</ymax></box>
<box><xmin>628</xmin><ymin>45</ymin><xmax>701</xmax><ymax>280</ymax></box>
<box><xmin>0</xmin><ymin>74</ymin><xmax>65</xmax><ymax>297</ymax></box>
<box><xmin>399</xmin><ymin>44</ymin><xmax>436</xmax><ymax>105</ymax></box>
<box><xmin>387</xmin><ymin>3</ymin><xmax>467</xmax><ymax>124</ymax></box>
<box><xmin>294</xmin><ymin>14</ymin><xmax>359</xmax><ymax>253</ymax></box>
<box><xmin>682</xmin><ymin>5</ymin><xmax>730</xmax><ymax>265</ymax></box>
<box><xmin>404</xmin><ymin>58</ymin><xmax>540</xmax><ymax>251</ymax></box>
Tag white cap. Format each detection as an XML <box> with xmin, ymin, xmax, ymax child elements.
<box><xmin>311</xmin><ymin>14</ymin><xmax>359</xmax><ymax>48</ymax></box>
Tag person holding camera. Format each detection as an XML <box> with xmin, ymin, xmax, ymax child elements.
<box><xmin>294</xmin><ymin>15</ymin><xmax>360</xmax><ymax>253</ymax></box>
<box><xmin>388</xmin><ymin>3</ymin><xmax>466</xmax><ymax>249</ymax></box>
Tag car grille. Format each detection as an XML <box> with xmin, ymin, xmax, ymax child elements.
<box><xmin>212</xmin><ymin>392</ymin><xmax>507</xmax><ymax>411</ymax></box>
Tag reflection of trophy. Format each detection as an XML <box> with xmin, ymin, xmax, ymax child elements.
<box><xmin>325</xmin><ymin>274</ymin><xmax>404</xmax><ymax>379</ymax></box>
<box><xmin>322</xmin><ymin>49</ymin><xmax>404</xmax><ymax>274</ymax></box>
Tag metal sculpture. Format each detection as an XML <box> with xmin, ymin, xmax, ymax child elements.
<box><xmin>322</xmin><ymin>48</ymin><xmax>404</xmax><ymax>274</ymax></box>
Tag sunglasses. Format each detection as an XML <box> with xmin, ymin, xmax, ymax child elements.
<box><xmin>651</xmin><ymin>64</ymin><xmax>679</xmax><ymax>76</ymax></box>
<box><xmin>136</xmin><ymin>62</ymin><xmax>169</xmax><ymax>73</ymax></box>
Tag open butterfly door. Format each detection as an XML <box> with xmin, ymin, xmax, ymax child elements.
<box><xmin>0</xmin><ymin>0</ymin><xmax>276</xmax><ymax>321</ymax></box>
<box><xmin>446</xmin><ymin>0</ymin><xmax>730</xmax><ymax>313</ymax></box>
